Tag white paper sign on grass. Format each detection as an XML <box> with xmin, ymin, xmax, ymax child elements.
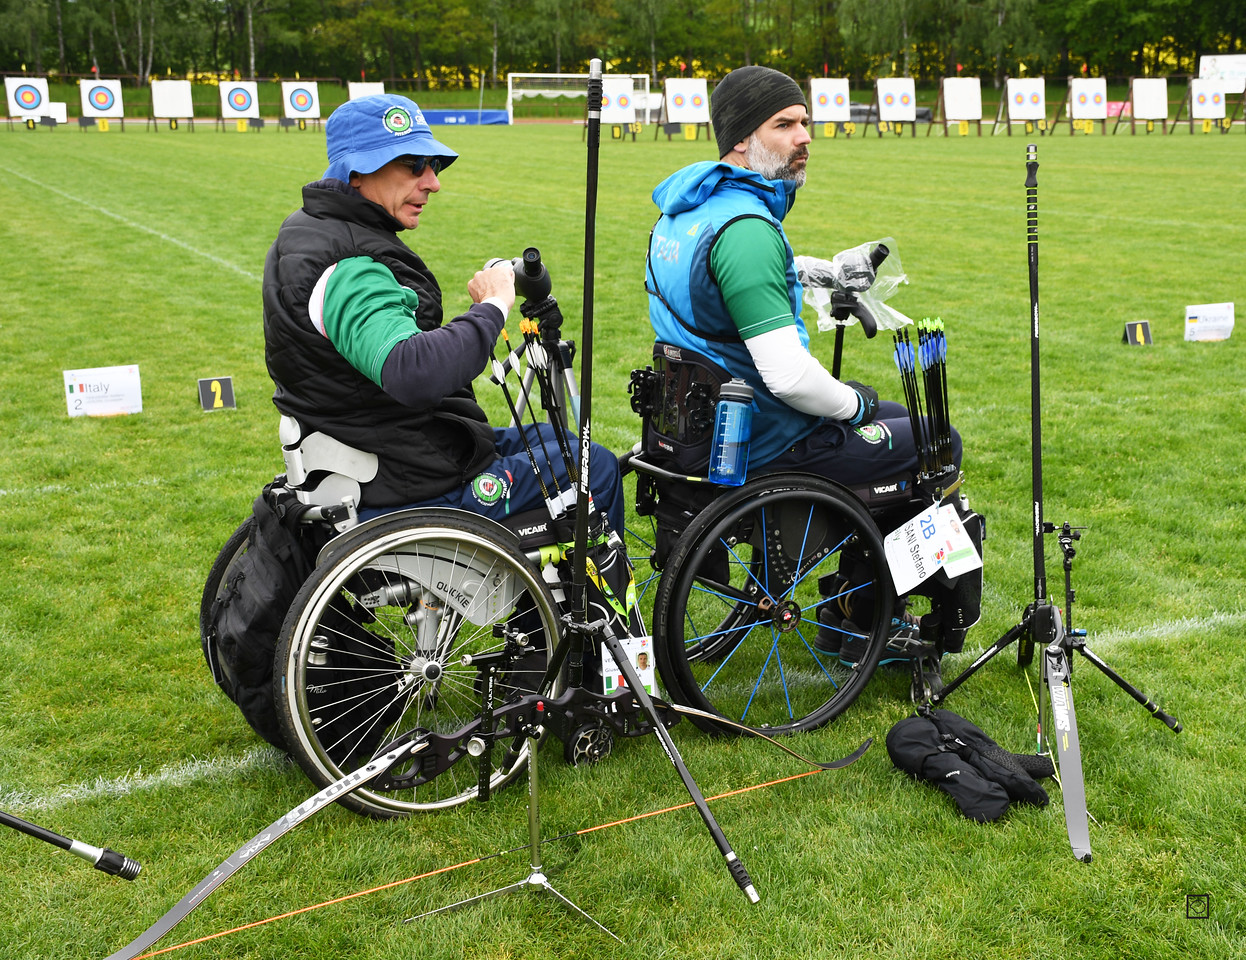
<box><xmin>1184</xmin><ymin>302</ymin><xmax>1234</xmax><ymax>342</ymax></box>
<box><xmin>810</xmin><ymin>78</ymin><xmax>851</xmax><ymax>122</ymax></box>
<box><xmin>1070</xmin><ymin>78</ymin><xmax>1108</xmax><ymax>120</ymax></box>
<box><xmin>884</xmin><ymin>503</ymin><xmax>983</xmax><ymax>596</ymax></box>
<box><xmin>64</xmin><ymin>365</ymin><xmax>143</xmax><ymax>418</ymax></box>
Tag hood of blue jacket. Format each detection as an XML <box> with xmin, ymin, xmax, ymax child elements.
<box><xmin>651</xmin><ymin>161</ymin><xmax>797</xmax><ymax>223</ymax></box>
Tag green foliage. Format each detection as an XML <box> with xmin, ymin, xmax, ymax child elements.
<box><xmin>2</xmin><ymin>0</ymin><xmax>1245</xmax><ymax>86</ymax></box>
<box><xmin>1</xmin><ymin>124</ymin><xmax>1244</xmax><ymax>959</ymax></box>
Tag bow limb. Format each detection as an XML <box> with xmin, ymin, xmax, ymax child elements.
<box><xmin>661</xmin><ymin>700</ymin><xmax>872</xmax><ymax>771</ymax></box>
<box><xmin>104</xmin><ymin>739</ymin><xmax>426</xmax><ymax>960</ymax></box>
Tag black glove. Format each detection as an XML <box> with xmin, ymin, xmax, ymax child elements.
<box><xmin>845</xmin><ymin>381</ymin><xmax>879</xmax><ymax>426</ymax></box>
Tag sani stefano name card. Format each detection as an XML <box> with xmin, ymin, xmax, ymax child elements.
<box><xmin>884</xmin><ymin>502</ymin><xmax>983</xmax><ymax>595</ymax></box>
<box><xmin>64</xmin><ymin>365</ymin><xmax>143</xmax><ymax>417</ymax></box>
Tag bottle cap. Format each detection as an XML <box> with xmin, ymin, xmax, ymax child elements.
<box><xmin>719</xmin><ymin>378</ymin><xmax>754</xmax><ymax>403</ymax></box>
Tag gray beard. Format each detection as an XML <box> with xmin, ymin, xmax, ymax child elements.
<box><xmin>745</xmin><ymin>136</ymin><xmax>807</xmax><ymax>188</ymax></box>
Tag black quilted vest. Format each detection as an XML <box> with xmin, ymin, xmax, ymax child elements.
<box><xmin>262</xmin><ymin>180</ymin><xmax>496</xmax><ymax>507</ymax></box>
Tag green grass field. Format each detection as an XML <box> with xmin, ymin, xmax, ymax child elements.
<box><xmin>1</xmin><ymin>123</ymin><xmax>1243</xmax><ymax>960</ymax></box>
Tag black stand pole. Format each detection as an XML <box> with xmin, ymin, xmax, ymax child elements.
<box><xmin>931</xmin><ymin>145</ymin><xmax>1180</xmax><ymax>863</ymax></box>
<box><xmin>1</xmin><ymin>809</ymin><xmax>141</xmax><ymax>879</ymax></box>
<box><xmin>402</xmin><ymin>729</ymin><xmax>622</xmax><ymax>940</ymax></box>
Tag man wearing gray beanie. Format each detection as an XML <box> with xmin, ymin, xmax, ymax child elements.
<box><xmin>645</xmin><ymin>66</ymin><xmax>962</xmax><ymax>668</ymax></box>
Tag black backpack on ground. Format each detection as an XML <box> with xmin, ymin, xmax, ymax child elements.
<box><xmin>886</xmin><ymin>707</ymin><xmax>1054</xmax><ymax>822</ymax></box>
<box><xmin>202</xmin><ymin>484</ymin><xmax>317</xmax><ymax>750</ymax></box>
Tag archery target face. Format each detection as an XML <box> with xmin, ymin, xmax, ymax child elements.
<box><xmin>6</xmin><ymin>77</ymin><xmax>50</xmax><ymax>117</ymax></box>
<box><xmin>665</xmin><ymin>78</ymin><xmax>709</xmax><ymax>123</ymax></box>
<box><xmin>942</xmin><ymin>77</ymin><xmax>981</xmax><ymax>121</ymax></box>
<box><xmin>282</xmin><ymin>81</ymin><xmax>321</xmax><ymax>119</ymax></box>
<box><xmin>220</xmin><ymin>81</ymin><xmax>259</xmax><ymax>118</ymax></box>
<box><xmin>810</xmin><ymin>78</ymin><xmax>850</xmax><ymax>122</ymax></box>
<box><xmin>1190</xmin><ymin>78</ymin><xmax>1225</xmax><ymax>119</ymax></box>
<box><xmin>80</xmin><ymin>79</ymin><xmax>124</xmax><ymax>118</ymax></box>
<box><xmin>1069</xmin><ymin>78</ymin><xmax>1107</xmax><ymax>119</ymax></box>
<box><xmin>1132</xmin><ymin>77</ymin><xmax>1169</xmax><ymax>120</ymax></box>
<box><xmin>877</xmin><ymin>78</ymin><xmax>916</xmax><ymax>122</ymax></box>
<box><xmin>349</xmin><ymin>82</ymin><xmax>386</xmax><ymax>100</ymax></box>
<box><xmin>151</xmin><ymin>80</ymin><xmax>194</xmax><ymax>118</ymax></box>
<box><xmin>601</xmin><ymin>77</ymin><xmax>635</xmax><ymax>123</ymax></box>
<box><xmin>1007</xmin><ymin>78</ymin><xmax>1045</xmax><ymax>120</ymax></box>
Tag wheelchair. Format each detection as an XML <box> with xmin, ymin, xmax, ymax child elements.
<box><xmin>624</xmin><ymin>342</ymin><xmax>983</xmax><ymax>737</ymax></box>
<box><xmin>202</xmin><ymin>295</ymin><xmax>981</xmax><ymax>821</ymax></box>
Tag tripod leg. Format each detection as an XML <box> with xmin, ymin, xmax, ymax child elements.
<box><xmin>1077</xmin><ymin>644</ymin><xmax>1182</xmax><ymax>733</ymax></box>
<box><xmin>1044</xmin><ymin>645</ymin><xmax>1092</xmax><ymax>863</ymax></box>
<box><xmin>597</xmin><ymin>627</ymin><xmax>760</xmax><ymax>904</ymax></box>
<box><xmin>931</xmin><ymin>616</ymin><xmax>1030</xmax><ymax>704</ymax></box>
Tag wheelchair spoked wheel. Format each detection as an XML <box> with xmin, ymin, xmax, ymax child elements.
<box><xmin>653</xmin><ymin>475</ymin><xmax>892</xmax><ymax>737</ymax></box>
<box><xmin>275</xmin><ymin>509</ymin><xmax>560</xmax><ymax>818</ymax></box>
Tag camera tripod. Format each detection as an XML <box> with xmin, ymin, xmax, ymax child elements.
<box><xmin>930</xmin><ymin>144</ymin><xmax>1181</xmax><ymax>862</ymax></box>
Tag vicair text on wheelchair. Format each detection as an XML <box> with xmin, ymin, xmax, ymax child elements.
<box><xmin>200</xmin><ymin>241</ymin><xmax>983</xmax><ymax>824</ymax></box>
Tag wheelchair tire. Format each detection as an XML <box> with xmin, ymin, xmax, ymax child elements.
<box><xmin>199</xmin><ymin>518</ymin><xmax>253</xmax><ymax>693</ymax></box>
<box><xmin>653</xmin><ymin>475</ymin><xmax>892</xmax><ymax>736</ymax></box>
<box><xmin>275</xmin><ymin>509</ymin><xmax>560</xmax><ymax>817</ymax></box>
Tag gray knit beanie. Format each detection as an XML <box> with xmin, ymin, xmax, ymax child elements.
<box><xmin>711</xmin><ymin>66</ymin><xmax>808</xmax><ymax>158</ymax></box>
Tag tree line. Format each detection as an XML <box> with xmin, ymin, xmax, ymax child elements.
<box><xmin>4</xmin><ymin>0</ymin><xmax>1244</xmax><ymax>89</ymax></box>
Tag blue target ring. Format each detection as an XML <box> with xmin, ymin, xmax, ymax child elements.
<box><xmin>15</xmin><ymin>84</ymin><xmax>43</xmax><ymax>110</ymax></box>
<box><xmin>227</xmin><ymin>87</ymin><xmax>253</xmax><ymax>111</ymax></box>
<box><xmin>88</xmin><ymin>85</ymin><xmax>116</xmax><ymax>110</ymax></box>
<box><xmin>289</xmin><ymin>87</ymin><xmax>314</xmax><ymax>112</ymax></box>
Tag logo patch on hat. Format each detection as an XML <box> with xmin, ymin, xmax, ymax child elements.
<box><xmin>471</xmin><ymin>473</ymin><xmax>510</xmax><ymax>506</ymax></box>
<box><xmin>383</xmin><ymin>106</ymin><xmax>415</xmax><ymax>135</ymax></box>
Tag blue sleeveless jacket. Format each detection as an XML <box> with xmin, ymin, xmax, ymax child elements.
<box><xmin>646</xmin><ymin>162</ymin><xmax>820</xmax><ymax>466</ymax></box>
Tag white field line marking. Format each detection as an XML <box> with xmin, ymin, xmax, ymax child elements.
<box><xmin>3</xmin><ymin>614</ymin><xmax>1243</xmax><ymax>812</ymax></box>
<box><xmin>0</xmin><ymin>738</ymin><xmax>286</xmax><ymax>807</ymax></box>
<box><xmin>1</xmin><ymin>165</ymin><xmax>262</xmax><ymax>283</ymax></box>
<box><xmin>1</xmin><ymin>746</ymin><xmax>289</xmax><ymax>814</ymax></box>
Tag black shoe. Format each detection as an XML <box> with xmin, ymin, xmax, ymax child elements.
<box><xmin>813</xmin><ymin>604</ymin><xmax>845</xmax><ymax>656</ymax></box>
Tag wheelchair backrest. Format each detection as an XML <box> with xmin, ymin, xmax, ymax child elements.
<box><xmin>278</xmin><ymin>416</ymin><xmax>379</xmax><ymax>522</ymax></box>
<box><xmin>629</xmin><ymin>342</ymin><xmax>731</xmax><ymax>475</ymax></box>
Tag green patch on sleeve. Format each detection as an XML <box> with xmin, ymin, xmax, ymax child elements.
<box><xmin>321</xmin><ymin>257</ymin><xmax>420</xmax><ymax>385</ymax></box>
<box><xmin>710</xmin><ymin>217</ymin><xmax>795</xmax><ymax>339</ymax></box>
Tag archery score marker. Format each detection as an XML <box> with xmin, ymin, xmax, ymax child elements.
<box><xmin>198</xmin><ymin>376</ymin><xmax>237</xmax><ymax>411</ymax></box>
<box><xmin>64</xmin><ymin>365</ymin><xmax>142</xmax><ymax>418</ymax></box>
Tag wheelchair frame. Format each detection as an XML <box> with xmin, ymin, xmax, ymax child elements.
<box><xmin>202</xmin><ymin>323</ymin><xmax>977</xmax><ymax>819</ymax></box>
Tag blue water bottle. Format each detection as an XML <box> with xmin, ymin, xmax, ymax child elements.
<box><xmin>708</xmin><ymin>379</ymin><xmax>754</xmax><ymax>486</ymax></box>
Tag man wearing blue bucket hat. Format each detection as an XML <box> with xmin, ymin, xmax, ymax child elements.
<box><xmin>263</xmin><ymin>94</ymin><xmax>623</xmax><ymax>525</ymax></box>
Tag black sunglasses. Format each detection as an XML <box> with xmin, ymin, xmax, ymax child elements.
<box><xmin>394</xmin><ymin>156</ymin><xmax>446</xmax><ymax>176</ymax></box>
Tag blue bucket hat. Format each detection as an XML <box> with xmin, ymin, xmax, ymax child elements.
<box><xmin>323</xmin><ymin>94</ymin><xmax>458</xmax><ymax>182</ymax></box>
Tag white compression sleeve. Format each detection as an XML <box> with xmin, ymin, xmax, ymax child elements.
<box><xmin>744</xmin><ymin>326</ymin><xmax>861</xmax><ymax>420</ymax></box>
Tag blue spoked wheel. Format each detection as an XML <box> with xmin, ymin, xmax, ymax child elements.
<box><xmin>653</xmin><ymin>476</ymin><xmax>892</xmax><ymax>736</ymax></box>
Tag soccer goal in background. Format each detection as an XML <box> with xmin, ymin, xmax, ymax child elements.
<box><xmin>507</xmin><ymin>73</ymin><xmax>653</xmax><ymax>124</ymax></box>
